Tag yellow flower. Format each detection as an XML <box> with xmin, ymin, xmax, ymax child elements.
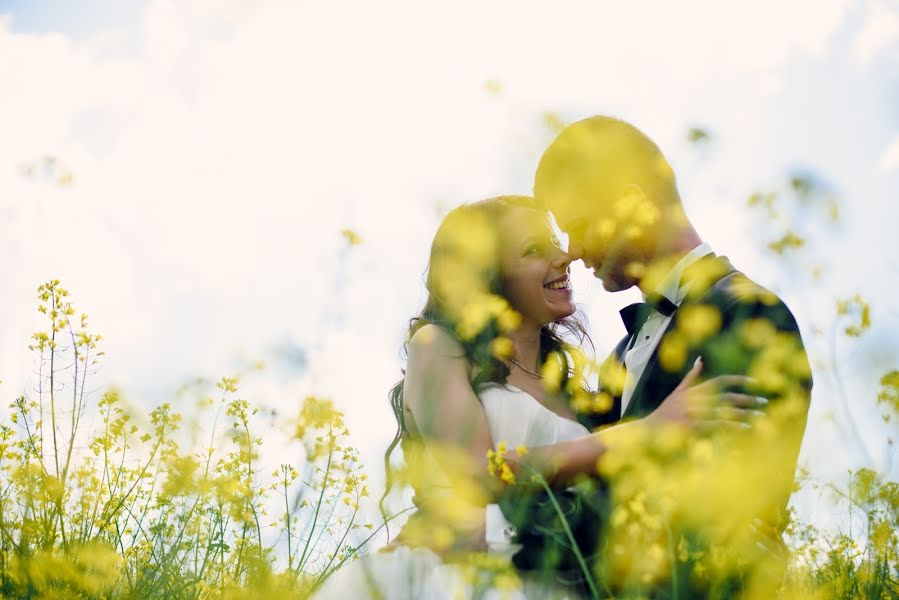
<box><xmin>599</xmin><ymin>359</ymin><xmax>627</xmax><ymax>396</ymax></box>
<box><xmin>837</xmin><ymin>293</ymin><xmax>871</xmax><ymax>337</ymax></box>
<box><xmin>676</xmin><ymin>304</ymin><xmax>722</xmax><ymax>344</ymax></box>
<box><xmin>489</xmin><ymin>336</ymin><xmax>513</xmax><ymax>360</ymax></box>
<box><xmin>658</xmin><ymin>331</ymin><xmax>688</xmax><ymax>373</ymax></box>
<box><xmin>340</xmin><ymin>228</ymin><xmax>364</xmax><ymax>246</ymax></box>
<box><xmin>499</xmin><ymin>463</ymin><xmax>515</xmax><ymax>485</ymax></box>
<box><xmin>591</xmin><ymin>391</ymin><xmax>614</xmax><ymax>414</ymax></box>
<box><xmin>486</xmin><ymin>441</ymin><xmax>516</xmax><ymax>485</ymax></box>
<box><xmin>497</xmin><ymin>306</ymin><xmax>522</xmax><ymax>332</ymax></box>
<box><xmin>540</xmin><ymin>352</ymin><xmax>565</xmax><ymax>392</ymax></box>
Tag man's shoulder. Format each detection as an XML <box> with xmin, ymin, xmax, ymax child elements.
<box><xmin>689</xmin><ymin>257</ymin><xmax>786</xmax><ymax>308</ymax></box>
<box><xmin>713</xmin><ymin>270</ymin><xmax>780</xmax><ymax>303</ymax></box>
<box><xmin>693</xmin><ymin>262</ymin><xmax>802</xmax><ymax>334</ymax></box>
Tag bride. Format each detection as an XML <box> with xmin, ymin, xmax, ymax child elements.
<box><xmin>313</xmin><ymin>195</ymin><xmax>750</xmax><ymax>599</ymax></box>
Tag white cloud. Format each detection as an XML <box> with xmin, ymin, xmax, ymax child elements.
<box><xmin>879</xmin><ymin>133</ymin><xmax>899</xmax><ymax>171</ymax></box>
<box><xmin>3</xmin><ymin>0</ymin><xmax>896</xmax><ymax>515</ymax></box>
<box><xmin>854</xmin><ymin>0</ymin><xmax>899</xmax><ymax>66</ymax></box>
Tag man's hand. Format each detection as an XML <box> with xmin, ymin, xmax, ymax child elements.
<box><xmin>648</xmin><ymin>357</ymin><xmax>768</xmax><ymax>432</ymax></box>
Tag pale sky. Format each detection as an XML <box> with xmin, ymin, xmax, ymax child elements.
<box><xmin>2</xmin><ymin>0</ymin><xmax>898</xmax><ymax>531</ymax></box>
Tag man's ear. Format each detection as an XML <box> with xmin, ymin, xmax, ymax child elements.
<box><xmin>619</xmin><ymin>183</ymin><xmax>647</xmax><ymax>204</ymax></box>
<box><xmin>614</xmin><ymin>182</ymin><xmax>662</xmax><ymax>262</ymax></box>
<box><xmin>619</xmin><ymin>182</ymin><xmax>664</xmax><ymax>227</ymax></box>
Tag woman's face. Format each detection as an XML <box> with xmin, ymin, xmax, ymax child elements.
<box><xmin>498</xmin><ymin>206</ymin><xmax>575</xmax><ymax>326</ymax></box>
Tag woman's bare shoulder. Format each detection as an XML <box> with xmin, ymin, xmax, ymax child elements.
<box><xmin>408</xmin><ymin>324</ymin><xmax>465</xmax><ymax>359</ymax></box>
<box><xmin>404</xmin><ymin>324</ymin><xmax>473</xmax><ymax>394</ymax></box>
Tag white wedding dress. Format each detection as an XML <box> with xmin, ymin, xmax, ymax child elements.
<box><xmin>313</xmin><ymin>382</ymin><xmax>591</xmax><ymax>600</ymax></box>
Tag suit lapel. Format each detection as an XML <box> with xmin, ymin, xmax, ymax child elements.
<box><xmin>621</xmin><ymin>255</ymin><xmax>737</xmax><ymax>419</ymax></box>
<box><xmin>621</xmin><ymin>316</ymin><xmax>682</xmax><ymax>418</ymax></box>
<box><xmin>579</xmin><ymin>336</ymin><xmax>630</xmax><ymax>430</ymax></box>
<box><xmin>606</xmin><ymin>336</ymin><xmax>630</xmax><ymax>421</ymax></box>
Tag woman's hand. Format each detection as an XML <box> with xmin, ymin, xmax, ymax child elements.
<box><xmin>647</xmin><ymin>357</ymin><xmax>767</xmax><ymax>431</ymax></box>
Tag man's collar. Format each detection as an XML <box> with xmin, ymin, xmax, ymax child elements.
<box><xmin>643</xmin><ymin>242</ymin><xmax>713</xmax><ymax>305</ymax></box>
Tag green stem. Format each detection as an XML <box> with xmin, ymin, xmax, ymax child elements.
<box><xmin>311</xmin><ymin>503</ymin><xmax>358</xmax><ymax>589</ymax></box>
<box><xmin>666</xmin><ymin>521</ymin><xmax>679</xmax><ymax>600</ymax></box>
<box><xmin>285</xmin><ymin>477</ymin><xmax>293</xmax><ymax>570</ymax></box>
<box><xmin>297</xmin><ymin>432</ymin><xmax>334</xmax><ymax>570</ymax></box>
<box><xmin>525</xmin><ymin>466</ymin><xmax>602</xmax><ymax>600</ymax></box>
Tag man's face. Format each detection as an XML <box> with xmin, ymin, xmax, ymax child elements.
<box><xmin>549</xmin><ymin>194</ymin><xmax>649</xmax><ymax>293</ymax></box>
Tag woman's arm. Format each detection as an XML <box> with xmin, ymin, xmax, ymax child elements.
<box><xmin>509</xmin><ymin>419</ymin><xmax>645</xmax><ymax>487</ymax></box>
<box><xmin>405</xmin><ymin>331</ymin><xmax>761</xmax><ymax>497</ymax></box>
<box><xmin>402</xmin><ymin>324</ymin><xmax>497</xmax><ymax>486</ymax></box>
<box><xmin>505</xmin><ymin>357</ymin><xmax>762</xmax><ymax>488</ymax></box>
<box><xmin>399</xmin><ymin>324</ymin><xmax>500</xmax><ymax>550</ymax></box>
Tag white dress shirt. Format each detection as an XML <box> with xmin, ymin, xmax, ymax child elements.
<box><xmin>620</xmin><ymin>243</ymin><xmax>713</xmax><ymax>416</ymax></box>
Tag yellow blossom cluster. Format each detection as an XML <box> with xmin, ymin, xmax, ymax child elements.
<box><xmin>0</xmin><ymin>281</ymin><xmax>378</xmax><ymax>598</ymax></box>
<box><xmin>486</xmin><ymin>441</ymin><xmax>527</xmax><ymax>486</ymax></box>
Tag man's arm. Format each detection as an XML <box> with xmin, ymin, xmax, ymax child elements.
<box><xmin>684</xmin><ymin>282</ymin><xmax>812</xmax><ymax>528</ymax></box>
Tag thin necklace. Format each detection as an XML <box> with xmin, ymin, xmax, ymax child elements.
<box><xmin>509</xmin><ymin>357</ymin><xmax>542</xmax><ymax>379</ymax></box>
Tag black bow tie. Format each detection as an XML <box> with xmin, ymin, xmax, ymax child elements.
<box><xmin>619</xmin><ymin>293</ymin><xmax>678</xmax><ymax>336</ymax></box>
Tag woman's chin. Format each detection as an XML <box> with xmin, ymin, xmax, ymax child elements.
<box><xmin>546</xmin><ymin>302</ymin><xmax>576</xmax><ymax>322</ymax></box>
<box><xmin>543</xmin><ymin>288</ymin><xmax>575</xmax><ymax>314</ymax></box>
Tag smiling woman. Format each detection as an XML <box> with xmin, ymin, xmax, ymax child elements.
<box><xmin>311</xmin><ymin>195</ymin><xmax>598</xmax><ymax>599</ymax></box>
<box><xmin>496</xmin><ymin>205</ymin><xmax>576</xmax><ymax>333</ymax></box>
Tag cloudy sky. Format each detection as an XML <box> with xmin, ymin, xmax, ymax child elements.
<box><xmin>3</xmin><ymin>0</ymin><xmax>898</xmax><ymax>527</ymax></box>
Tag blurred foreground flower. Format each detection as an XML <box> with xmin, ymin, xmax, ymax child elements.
<box><xmin>340</xmin><ymin>229</ymin><xmax>364</xmax><ymax>246</ymax></box>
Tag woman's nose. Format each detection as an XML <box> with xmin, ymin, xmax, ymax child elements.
<box><xmin>552</xmin><ymin>249</ymin><xmax>572</xmax><ymax>270</ymax></box>
<box><xmin>567</xmin><ymin>242</ymin><xmax>584</xmax><ymax>261</ymax></box>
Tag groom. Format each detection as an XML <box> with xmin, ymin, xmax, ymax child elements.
<box><xmin>504</xmin><ymin>116</ymin><xmax>812</xmax><ymax>596</ymax></box>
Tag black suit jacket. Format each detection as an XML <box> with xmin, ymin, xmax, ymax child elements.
<box><xmin>586</xmin><ymin>254</ymin><xmax>812</xmax><ymax>526</ymax></box>
<box><xmin>501</xmin><ymin>255</ymin><xmax>812</xmax><ymax>594</ymax></box>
